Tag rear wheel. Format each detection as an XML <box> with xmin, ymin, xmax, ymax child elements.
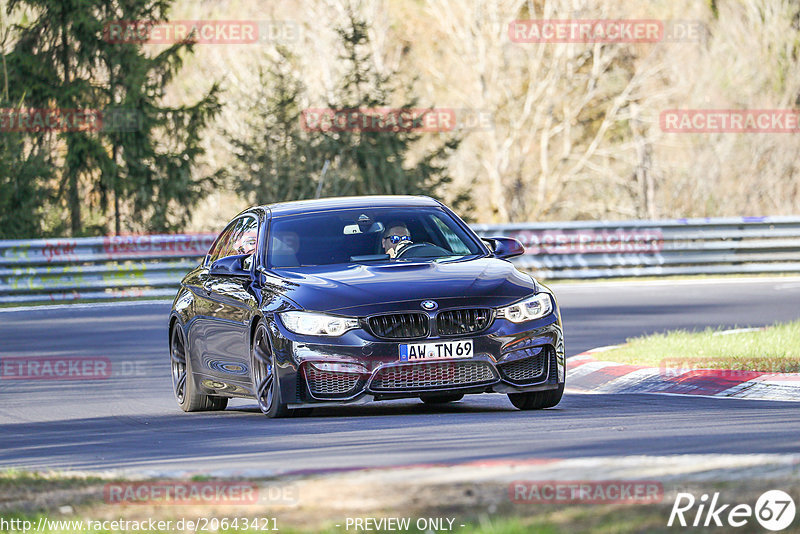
<box><xmin>507</xmin><ymin>383</ymin><xmax>564</xmax><ymax>410</ymax></box>
<box><xmin>420</xmin><ymin>393</ymin><xmax>464</xmax><ymax>404</ymax></box>
<box><xmin>252</xmin><ymin>322</ymin><xmax>293</xmax><ymax>418</ymax></box>
<box><xmin>170</xmin><ymin>325</ymin><xmax>227</xmax><ymax>412</ymax></box>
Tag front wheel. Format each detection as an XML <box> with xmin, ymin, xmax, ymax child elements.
<box><xmin>170</xmin><ymin>325</ymin><xmax>227</xmax><ymax>412</ymax></box>
<box><xmin>252</xmin><ymin>322</ymin><xmax>293</xmax><ymax>418</ymax></box>
<box><xmin>508</xmin><ymin>383</ymin><xmax>564</xmax><ymax>410</ymax></box>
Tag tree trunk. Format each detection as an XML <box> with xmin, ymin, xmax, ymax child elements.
<box><xmin>60</xmin><ymin>11</ymin><xmax>80</xmax><ymax>235</ymax></box>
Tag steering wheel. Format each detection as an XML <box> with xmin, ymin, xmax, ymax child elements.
<box><xmin>394</xmin><ymin>242</ymin><xmax>449</xmax><ymax>259</ymax></box>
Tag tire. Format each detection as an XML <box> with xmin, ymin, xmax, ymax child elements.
<box><xmin>420</xmin><ymin>393</ymin><xmax>464</xmax><ymax>404</ymax></box>
<box><xmin>508</xmin><ymin>383</ymin><xmax>564</xmax><ymax>410</ymax></box>
<box><xmin>251</xmin><ymin>322</ymin><xmax>293</xmax><ymax>418</ymax></box>
<box><xmin>170</xmin><ymin>324</ymin><xmax>228</xmax><ymax>412</ymax></box>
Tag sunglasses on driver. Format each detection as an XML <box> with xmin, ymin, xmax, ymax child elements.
<box><xmin>383</xmin><ymin>234</ymin><xmax>411</xmax><ymax>244</ymax></box>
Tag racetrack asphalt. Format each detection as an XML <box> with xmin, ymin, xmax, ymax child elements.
<box><xmin>1</xmin><ymin>277</ymin><xmax>799</xmax><ymax>475</ymax></box>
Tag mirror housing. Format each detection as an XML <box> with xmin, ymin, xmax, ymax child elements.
<box><xmin>208</xmin><ymin>254</ymin><xmax>252</xmax><ymax>277</ymax></box>
<box><xmin>484</xmin><ymin>237</ymin><xmax>525</xmax><ymax>260</ymax></box>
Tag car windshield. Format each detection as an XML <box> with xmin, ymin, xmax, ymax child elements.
<box><xmin>268</xmin><ymin>207</ymin><xmax>484</xmax><ymax>268</ymax></box>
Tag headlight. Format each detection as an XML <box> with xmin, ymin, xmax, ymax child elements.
<box><xmin>279</xmin><ymin>311</ymin><xmax>359</xmax><ymax>336</ymax></box>
<box><xmin>497</xmin><ymin>293</ymin><xmax>553</xmax><ymax>323</ymax></box>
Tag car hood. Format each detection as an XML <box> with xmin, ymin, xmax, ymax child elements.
<box><xmin>267</xmin><ymin>258</ymin><xmax>536</xmax><ymax>315</ymax></box>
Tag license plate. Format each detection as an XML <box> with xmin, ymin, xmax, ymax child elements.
<box><xmin>399</xmin><ymin>339</ymin><xmax>473</xmax><ymax>361</ymax></box>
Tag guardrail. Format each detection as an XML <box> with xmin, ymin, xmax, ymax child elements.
<box><xmin>0</xmin><ymin>234</ymin><xmax>215</xmax><ymax>304</ymax></box>
<box><xmin>1</xmin><ymin>216</ymin><xmax>799</xmax><ymax>303</ymax></box>
<box><xmin>472</xmin><ymin>215</ymin><xmax>800</xmax><ymax>279</ymax></box>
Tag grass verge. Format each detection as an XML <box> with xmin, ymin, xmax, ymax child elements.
<box><xmin>1</xmin><ymin>470</ymin><xmax>796</xmax><ymax>534</ymax></box>
<box><xmin>598</xmin><ymin>320</ymin><xmax>800</xmax><ymax>372</ymax></box>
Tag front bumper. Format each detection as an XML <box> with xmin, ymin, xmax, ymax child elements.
<box><xmin>266</xmin><ymin>311</ymin><xmax>565</xmax><ymax>408</ymax></box>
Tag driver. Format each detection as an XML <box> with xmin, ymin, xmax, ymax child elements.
<box><xmin>382</xmin><ymin>222</ymin><xmax>413</xmax><ymax>258</ymax></box>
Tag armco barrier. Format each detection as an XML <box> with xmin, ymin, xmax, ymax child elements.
<box><xmin>1</xmin><ymin>216</ymin><xmax>799</xmax><ymax>303</ymax></box>
<box><xmin>0</xmin><ymin>234</ymin><xmax>215</xmax><ymax>304</ymax></box>
<box><xmin>472</xmin><ymin>215</ymin><xmax>800</xmax><ymax>279</ymax></box>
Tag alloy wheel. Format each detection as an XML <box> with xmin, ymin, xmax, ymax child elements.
<box><xmin>170</xmin><ymin>327</ymin><xmax>188</xmax><ymax>403</ymax></box>
<box><xmin>252</xmin><ymin>324</ymin><xmax>275</xmax><ymax>413</ymax></box>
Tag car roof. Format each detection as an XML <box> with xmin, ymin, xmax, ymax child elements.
<box><xmin>261</xmin><ymin>195</ymin><xmax>442</xmax><ymax>217</ymax></box>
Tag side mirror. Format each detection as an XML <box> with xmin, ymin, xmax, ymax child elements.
<box><xmin>484</xmin><ymin>237</ymin><xmax>525</xmax><ymax>260</ymax></box>
<box><xmin>208</xmin><ymin>254</ymin><xmax>252</xmax><ymax>277</ymax></box>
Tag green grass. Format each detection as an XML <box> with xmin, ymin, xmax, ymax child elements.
<box><xmin>0</xmin><ymin>470</ymin><xmax>105</xmax><ymax>493</ymax></box>
<box><xmin>599</xmin><ymin>320</ymin><xmax>800</xmax><ymax>372</ymax></box>
<box><xmin>0</xmin><ymin>471</ymin><xmax>107</xmax><ymax>516</ymax></box>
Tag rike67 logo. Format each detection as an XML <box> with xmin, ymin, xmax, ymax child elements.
<box><xmin>668</xmin><ymin>490</ymin><xmax>796</xmax><ymax>531</ymax></box>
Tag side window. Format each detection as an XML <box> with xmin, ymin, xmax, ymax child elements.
<box><xmin>208</xmin><ymin>215</ymin><xmax>259</xmax><ymax>265</ymax></box>
<box><xmin>229</xmin><ymin>216</ymin><xmax>259</xmax><ymax>257</ymax></box>
<box><xmin>207</xmin><ymin>222</ymin><xmax>238</xmax><ymax>264</ymax></box>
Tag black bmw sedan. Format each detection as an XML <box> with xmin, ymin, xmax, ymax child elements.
<box><xmin>168</xmin><ymin>196</ymin><xmax>565</xmax><ymax>417</ymax></box>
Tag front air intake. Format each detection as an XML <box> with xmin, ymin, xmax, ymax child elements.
<box><xmin>367</xmin><ymin>313</ymin><xmax>429</xmax><ymax>340</ymax></box>
<box><xmin>436</xmin><ymin>308</ymin><xmax>494</xmax><ymax>336</ymax></box>
<box><xmin>369</xmin><ymin>361</ymin><xmax>497</xmax><ymax>391</ymax></box>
